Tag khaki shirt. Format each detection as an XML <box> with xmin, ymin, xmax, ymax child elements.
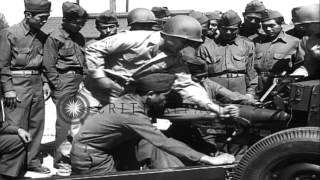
<box><xmin>253</xmin><ymin>31</ymin><xmax>301</xmax><ymax>74</ymax></box>
<box><xmin>0</xmin><ymin>21</ymin><xmax>47</xmax><ymax>92</ymax></box>
<box><xmin>86</xmin><ymin>30</ymin><xmax>215</xmax><ymax>108</ymax></box>
<box><xmin>197</xmin><ymin>36</ymin><xmax>258</xmax><ymax>95</ymax></box>
<box><xmin>43</xmin><ymin>27</ymin><xmax>87</xmax><ymax>89</ymax></box>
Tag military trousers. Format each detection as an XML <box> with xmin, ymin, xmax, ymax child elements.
<box><xmin>0</xmin><ymin>134</ymin><xmax>27</xmax><ymax>178</ymax></box>
<box><xmin>209</xmin><ymin>76</ymin><xmax>247</xmax><ymax>95</ymax></box>
<box><xmin>51</xmin><ymin>73</ymin><xmax>83</xmax><ymax>163</ymax></box>
<box><xmin>3</xmin><ymin>74</ymin><xmax>44</xmax><ymax>169</ymax></box>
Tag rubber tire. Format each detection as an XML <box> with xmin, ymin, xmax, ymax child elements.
<box><xmin>232</xmin><ymin>127</ymin><xmax>320</xmax><ymax>180</ymax></box>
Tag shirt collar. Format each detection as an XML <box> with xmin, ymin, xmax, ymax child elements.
<box><xmin>59</xmin><ymin>26</ymin><xmax>71</xmax><ymax>38</ymax></box>
<box><xmin>216</xmin><ymin>36</ymin><xmax>240</xmax><ymax>46</ymax></box>
<box><xmin>21</xmin><ymin>20</ymin><xmax>32</xmax><ymax>36</ymax></box>
<box><xmin>272</xmin><ymin>31</ymin><xmax>287</xmax><ymax>44</ymax></box>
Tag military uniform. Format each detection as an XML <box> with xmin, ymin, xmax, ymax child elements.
<box><xmin>43</xmin><ymin>1</ymin><xmax>87</xmax><ymax>165</ymax></box>
<box><xmin>239</xmin><ymin>0</ymin><xmax>267</xmax><ymax>40</ymax></box>
<box><xmin>253</xmin><ymin>31</ymin><xmax>300</xmax><ymax>95</ymax></box>
<box><xmin>86</xmin><ymin>10</ymin><xmax>119</xmax><ymax>45</ymax></box>
<box><xmin>71</xmin><ymin>73</ymin><xmax>205</xmax><ymax>175</ymax></box>
<box><xmin>253</xmin><ymin>10</ymin><xmax>301</xmax><ymax>96</ymax></box>
<box><xmin>197</xmin><ymin>10</ymin><xmax>257</xmax><ymax>96</ymax></box>
<box><xmin>0</xmin><ymin>18</ymin><xmax>48</xmax><ymax>170</ymax></box>
<box><xmin>86</xmin><ymin>30</ymin><xmax>214</xmax><ymax>108</ymax></box>
<box><xmin>0</xmin><ymin>121</ymin><xmax>27</xmax><ymax>178</ymax></box>
<box><xmin>197</xmin><ymin>36</ymin><xmax>257</xmax><ymax>95</ymax></box>
<box><xmin>297</xmin><ymin>34</ymin><xmax>320</xmax><ymax>79</ymax></box>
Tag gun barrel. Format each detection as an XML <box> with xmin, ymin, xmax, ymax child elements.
<box><xmin>238</xmin><ymin>105</ymin><xmax>290</xmax><ymax>123</ymax></box>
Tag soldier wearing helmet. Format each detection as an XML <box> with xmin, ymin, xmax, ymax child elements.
<box><xmin>240</xmin><ymin>0</ymin><xmax>267</xmax><ymax>39</ymax></box>
<box><xmin>287</xmin><ymin>4</ymin><xmax>320</xmax><ymax>39</ymax></box>
<box><xmin>197</xmin><ymin>10</ymin><xmax>258</xmax><ymax>102</ymax></box>
<box><xmin>84</xmin><ymin>14</ymin><xmax>239</xmax><ymax>120</ymax></box>
<box><xmin>127</xmin><ymin>8</ymin><xmax>157</xmax><ymax>31</ymax></box>
<box><xmin>70</xmin><ymin>15</ymin><xmax>239</xmax><ymax>175</ymax></box>
<box><xmin>253</xmin><ymin>9</ymin><xmax>301</xmax><ymax>97</ymax></box>
<box><xmin>291</xmin><ymin>4</ymin><xmax>320</xmax><ymax>79</ymax></box>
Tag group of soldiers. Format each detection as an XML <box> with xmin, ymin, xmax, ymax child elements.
<box><xmin>0</xmin><ymin>0</ymin><xmax>319</xmax><ymax>179</ymax></box>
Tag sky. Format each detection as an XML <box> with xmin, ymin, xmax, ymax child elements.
<box><xmin>0</xmin><ymin>0</ymin><xmax>318</xmax><ymax>26</ymax></box>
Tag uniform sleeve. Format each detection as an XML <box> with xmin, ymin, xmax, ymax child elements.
<box><xmin>85</xmin><ymin>33</ymin><xmax>134</xmax><ymax>79</ymax></box>
<box><xmin>0</xmin><ymin>121</ymin><xmax>19</xmax><ymax>134</ymax></box>
<box><xmin>245</xmin><ymin>42</ymin><xmax>258</xmax><ymax>96</ymax></box>
<box><xmin>43</xmin><ymin>36</ymin><xmax>59</xmax><ymax>89</ymax></box>
<box><xmin>0</xmin><ymin>29</ymin><xmax>14</xmax><ymax>92</ymax></box>
<box><xmin>208</xmin><ymin>80</ymin><xmax>251</xmax><ymax>103</ymax></box>
<box><xmin>126</xmin><ymin>114</ymin><xmax>204</xmax><ymax>162</ymax></box>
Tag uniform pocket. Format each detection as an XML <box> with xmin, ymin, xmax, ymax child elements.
<box><xmin>233</xmin><ymin>55</ymin><xmax>246</xmax><ymax>69</ymax></box>
<box><xmin>59</xmin><ymin>47</ymin><xmax>75</xmax><ymax>56</ymax></box>
<box><xmin>13</xmin><ymin>47</ymin><xmax>31</xmax><ymax>66</ymax></box>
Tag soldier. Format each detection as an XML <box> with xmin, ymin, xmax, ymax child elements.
<box><xmin>240</xmin><ymin>0</ymin><xmax>266</xmax><ymax>40</ymax></box>
<box><xmin>0</xmin><ymin>0</ymin><xmax>51</xmax><ymax>174</ymax></box>
<box><xmin>291</xmin><ymin>4</ymin><xmax>320</xmax><ymax>79</ymax></box>
<box><xmin>197</xmin><ymin>10</ymin><xmax>257</xmax><ymax>101</ymax></box>
<box><xmin>71</xmin><ymin>73</ymin><xmax>235</xmax><ymax>175</ymax></box>
<box><xmin>186</xmin><ymin>57</ymin><xmax>257</xmax><ymax>104</ymax></box>
<box><xmin>285</xmin><ymin>4</ymin><xmax>320</xmax><ymax>39</ymax></box>
<box><xmin>189</xmin><ymin>11</ymin><xmax>210</xmax><ymax>38</ymax></box>
<box><xmin>43</xmin><ymin>1</ymin><xmax>88</xmax><ymax>170</ymax></box>
<box><xmin>127</xmin><ymin>8</ymin><xmax>157</xmax><ymax>31</ymax></box>
<box><xmin>151</xmin><ymin>6</ymin><xmax>171</xmax><ymax>31</ymax></box>
<box><xmin>0</xmin><ymin>120</ymin><xmax>31</xmax><ymax>179</ymax></box>
<box><xmin>206</xmin><ymin>11</ymin><xmax>222</xmax><ymax>40</ymax></box>
<box><xmin>85</xmin><ymin>15</ymin><xmax>239</xmax><ymax>117</ymax></box>
<box><xmin>87</xmin><ymin>10</ymin><xmax>118</xmax><ymax>45</ymax></box>
<box><xmin>253</xmin><ymin>10</ymin><xmax>301</xmax><ymax>97</ymax></box>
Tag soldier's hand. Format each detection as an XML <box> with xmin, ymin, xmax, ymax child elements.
<box><xmin>220</xmin><ymin>105</ymin><xmax>239</xmax><ymax>118</ymax></box>
<box><xmin>43</xmin><ymin>82</ymin><xmax>51</xmax><ymax>100</ymax></box>
<box><xmin>17</xmin><ymin>128</ymin><xmax>32</xmax><ymax>143</ymax></box>
<box><xmin>200</xmin><ymin>153</ymin><xmax>235</xmax><ymax>165</ymax></box>
<box><xmin>4</xmin><ymin>91</ymin><xmax>18</xmax><ymax>109</ymax></box>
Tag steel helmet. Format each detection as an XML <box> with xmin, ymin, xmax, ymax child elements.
<box><xmin>161</xmin><ymin>15</ymin><xmax>203</xmax><ymax>42</ymax></box>
<box><xmin>292</xmin><ymin>4</ymin><xmax>320</xmax><ymax>25</ymax></box>
<box><xmin>127</xmin><ymin>8</ymin><xmax>157</xmax><ymax>26</ymax></box>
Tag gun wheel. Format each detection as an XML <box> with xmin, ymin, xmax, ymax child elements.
<box><xmin>232</xmin><ymin>127</ymin><xmax>320</xmax><ymax>180</ymax></box>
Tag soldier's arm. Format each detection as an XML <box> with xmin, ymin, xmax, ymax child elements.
<box><xmin>245</xmin><ymin>43</ymin><xmax>258</xmax><ymax>97</ymax></box>
<box><xmin>0</xmin><ymin>29</ymin><xmax>14</xmax><ymax>93</ymax></box>
<box><xmin>43</xmin><ymin>36</ymin><xmax>60</xmax><ymax>89</ymax></box>
<box><xmin>126</xmin><ymin>113</ymin><xmax>205</xmax><ymax>163</ymax></box>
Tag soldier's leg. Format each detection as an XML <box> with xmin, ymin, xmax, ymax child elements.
<box><xmin>52</xmin><ymin>73</ymin><xmax>83</xmax><ymax>164</ymax></box>
<box><xmin>27</xmin><ymin>92</ymin><xmax>45</xmax><ymax>169</ymax></box>
<box><xmin>0</xmin><ymin>134</ymin><xmax>27</xmax><ymax>178</ymax></box>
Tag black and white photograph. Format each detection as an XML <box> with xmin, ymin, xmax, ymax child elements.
<box><xmin>0</xmin><ymin>0</ymin><xmax>319</xmax><ymax>179</ymax></box>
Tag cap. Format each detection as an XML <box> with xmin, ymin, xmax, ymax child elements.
<box><xmin>220</xmin><ymin>10</ymin><xmax>242</xmax><ymax>26</ymax></box>
<box><xmin>292</xmin><ymin>4</ymin><xmax>320</xmax><ymax>25</ymax></box>
<box><xmin>261</xmin><ymin>9</ymin><xmax>283</xmax><ymax>22</ymax></box>
<box><xmin>25</xmin><ymin>0</ymin><xmax>51</xmax><ymax>13</ymax></box>
<box><xmin>184</xmin><ymin>56</ymin><xmax>208</xmax><ymax>76</ymax></box>
<box><xmin>62</xmin><ymin>1</ymin><xmax>87</xmax><ymax>20</ymax></box>
<box><xmin>151</xmin><ymin>6</ymin><xmax>170</xmax><ymax>18</ymax></box>
<box><xmin>189</xmin><ymin>11</ymin><xmax>209</xmax><ymax>25</ymax></box>
<box><xmin>135</xmin><ymin>73</ymin><xmax>176</xmax><ymax>93</ymax></box>
<box><xmin>206</xmin><ymin>11</ymin><xmax>222</xmax><ymax>20</ymax></box>
<box><xmin>96</xmin><ymin>10</ymin><xmax>118</xmax><ymax>25</ymax></box>
<box><xmin>244</xmin><ymin>0</ymin><xmax>266</xmax><ymax>13</ymax></box>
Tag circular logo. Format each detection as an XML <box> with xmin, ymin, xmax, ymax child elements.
<box><xmin>57</xmin><ymin>93</ymin><xmax>90</xmax><ymax>125</ymax></box>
